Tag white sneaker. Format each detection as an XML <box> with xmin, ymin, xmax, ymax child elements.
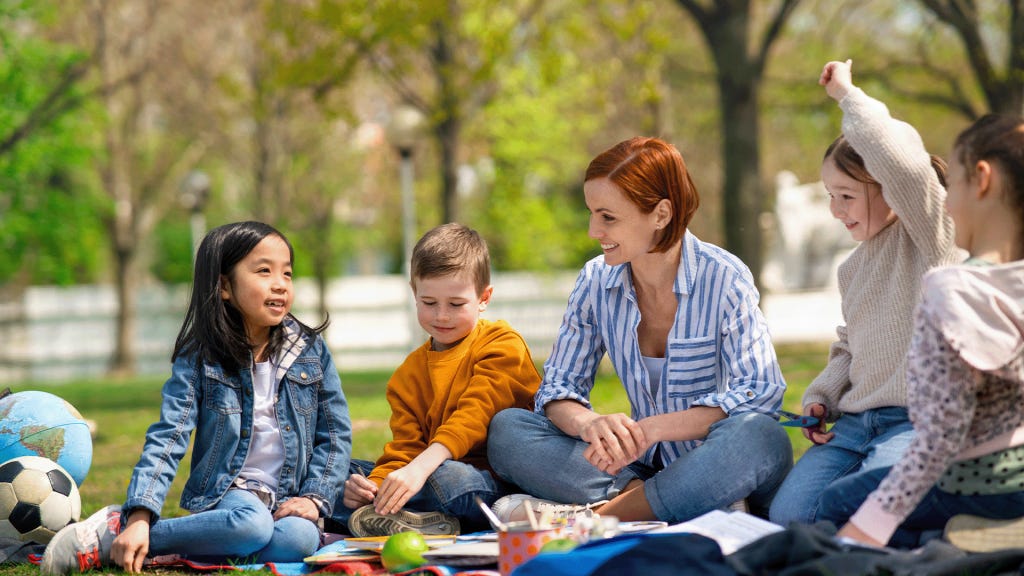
<box><xmin>41</xmin><ymin>505</ymin><xmax>122</xmax><ymax>575</ymax></box>
<box><xmin>491</xmin><ymin>494</ymin><xmax>607</xmax><ymax>523</ymax></box>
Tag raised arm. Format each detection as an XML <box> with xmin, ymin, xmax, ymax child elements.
<box><xmin>822</xmin><ymin>59</ymin><xmax>955</xmax><ymax>264</ymax></box>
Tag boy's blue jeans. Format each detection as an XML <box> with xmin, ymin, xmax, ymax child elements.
<box><xmin>332</xmin><ymin>459</ymin><xmax>510</xmax><ymax>532</ymax></box>
<box><xmin>769</xmin><ymin>406</ymin><xmax>915</xmax><ymax>526</ymax></box>
<box><xmin>818</xmin><ymin>465</ymin><xmax>1024</xmax><ymax>548</ymax></box>
<box><xmin>148</xmin><ymin>488</ymin><xmax>320</xmax><ymax>563</ymax></box>
<box><xmin>486</xmin><ymin>408</ymin><xmax>793</xmax><ymax>523</ymax></box>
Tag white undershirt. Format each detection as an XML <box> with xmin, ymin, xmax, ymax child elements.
<box><xmin>239</xmin><ymin>360</ymin><xmax>284</xmax><ymax>490</ymax></box>
<box><xmin>642</xmin><ymin>355</ymin><xmax>666</xmax><ymax>398</ymax></box>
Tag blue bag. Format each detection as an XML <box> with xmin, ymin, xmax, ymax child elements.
<box><xmin>511</xmin><ymin>532</ymin><xmax>736</xmax><ymax>576</ymax></box>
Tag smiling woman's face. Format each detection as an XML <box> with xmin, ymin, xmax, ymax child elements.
<box><xmin>584</xmin><ymin>177</ymin><xmax>664</xmax><ymax>266</ymax></box>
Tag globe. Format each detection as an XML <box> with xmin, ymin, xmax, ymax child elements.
<box><xmin>0</xmin><ymin>392</ymin><xmax>92</xmax><ymax>487</ymax></box>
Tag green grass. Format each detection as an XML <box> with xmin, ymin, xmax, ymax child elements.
<box><xmin>0</xmin><ymin>342</ymin><xmax>828</xmax><ymax>574</ymax></box>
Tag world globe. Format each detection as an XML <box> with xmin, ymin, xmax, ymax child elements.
<box><xmin>0</xmin><ymin>392</ymin><xmax>92</xmax><ymax>487</ymax></box>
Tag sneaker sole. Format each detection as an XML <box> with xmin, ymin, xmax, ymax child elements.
<box><xmin>348</xmin><ymin>507</ymin><xmax>460</xmax><ymax>537</ymax></box>
<box><xmin>945</xmin><ymin>515</ymin><xmax>1024</xmax><ymax>552</ymax></box>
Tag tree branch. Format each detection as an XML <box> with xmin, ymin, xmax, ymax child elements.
<box><xmin>0</xmin><ymin>57</ymin><xmax>92</xmax><ymax>157</ymax></box>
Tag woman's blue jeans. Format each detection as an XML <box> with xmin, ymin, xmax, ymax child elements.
<box><xmin>818</xmin><ymin>465</ymin><xmax>1024</xmax><ymax>548</ymax></box>
<box><xmin>148</xmin><ymin>489</ymin><xmax>320</xmax><ymax>563</ymax></box>
<box><xmin>486</xmin><ymin>408</ymin><xmax>793</xmax><ymax>523</ymax></box>
<box><xmin>769</xmin><ymin>406</ymin><xmax>914</xmax><ymax>526</ymax></box>
<box><xmin>332</xmin><ymin>458</ymin><xmax>511</xmax><ymax>532</ymax></box>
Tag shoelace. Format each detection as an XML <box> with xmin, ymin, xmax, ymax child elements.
<box><xmin>75</xmin><ymin>548</ymin><xmax>102</xmax><ymax>572</ymax></box>
<box><xmin>536</xmin><ymin>502</ymin><xmax>601</xmax><ymax>521</ymax></box>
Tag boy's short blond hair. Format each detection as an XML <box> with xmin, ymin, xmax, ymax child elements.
<box><xmin>411</xmin><ymin>223</ymin><xmax>491</xmax><ymax>295</ymax></box>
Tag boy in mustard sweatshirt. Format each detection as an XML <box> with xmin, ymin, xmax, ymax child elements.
<box><xmin>331</xmin><ymin>223</ymin><xmax>541</xmax><ymax>536</ymax></box>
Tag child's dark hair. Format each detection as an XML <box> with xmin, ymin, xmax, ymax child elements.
<box><xmin>410</xmin><ymin>223</ymin><xmax>490</xmax><ymax>295</ymax></box>
<box><xmin>173</xmin><ymin>221</ymin><xmax>328</xmax><ymax>372</ymax></box>
<box><xmin>954</xmin><ymin>114</ymin><xmax>1024</xmax><ymax>229</ymax></box>
<box><xmin>825</xmin><ymin>134</ymin><xmax>948</xmax><ymax>188</ymax></box>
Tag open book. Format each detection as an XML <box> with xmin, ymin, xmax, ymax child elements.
<box><xmin>650</xmin><ymin>509</ymin><xmax>783</xmax><ymax>555</ymax></box>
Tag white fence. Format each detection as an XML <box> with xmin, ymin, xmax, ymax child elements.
<box><xmin>0</xmin><ymin>272</ymin><xmax>840</xmax><ymax>383</ymax></box>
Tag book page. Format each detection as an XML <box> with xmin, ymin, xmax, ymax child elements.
<box><xmin>651</xmin><ymin>509</ymin><xmax>783</xmax><ymax>555</ymax></box>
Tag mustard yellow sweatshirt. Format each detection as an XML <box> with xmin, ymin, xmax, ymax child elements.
<box><xmin>369</xmin><ymin>319</ymin><xmax>540</xmax><ymax>484</ymax></box>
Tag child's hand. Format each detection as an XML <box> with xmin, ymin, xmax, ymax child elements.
<box><xmin>343</xmin><ymin>473</ymin><xmax>377</xmax><ymax>509</ymax></box>
<box><xmin>819</xmin><ymin>59</ymin><xmax>854</xmax><ymax>102</ymax></box>
<box><xmin>110</xmin><ymin>510</ymin><xmax>152</xmax><ymax>574</ymax></box>
<box><xmin>375</xmin><ymin>466</ymin><xmax>429</xmax><ymax>515</ymax></box>
<box><xmin>274</xmin><ymin>496</ymin><xmax>319</xmax><ymax>521</ymax></box>
<box><xmin>801</xmin><ymin>403</ymin><xmax>834</xmax><ymax>445</ymax></box>
<box><xmin>837</xmin><ymin>521</ymin><xmax>884</xmax><ymax>547</ymax></box>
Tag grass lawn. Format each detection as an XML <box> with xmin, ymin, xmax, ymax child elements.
<box><xmin>0</xmin><ymin>342</ymin><xmax>829</xmax><ymax>574</ymax></box>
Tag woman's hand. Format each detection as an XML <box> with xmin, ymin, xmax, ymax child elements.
<box><xmin>274</xmin><ymin>496</ymin><xmax>319</xmax><ymax>522</ymax></box>
<box><xmin>837</xmin><ymin>522</ymin><xmax>885</xmax><ymax>547</ymax></box>
<box><xmin>802</xmin><ymin>403</ymin><xmax>834</xmax><ymax>445</ymax></box>
<box><xmin>342</xmin><ymin>473</ymin><xmax>377</xmax><ymax>510</ymax></box>
<box><xmin>110</xmin><ymin>510</ymin><xmax>151</xmax><ymax>574</ymax></box>
<box><xmin>579</xmin><ymin>412</ymin><xmax>648</xmax><ymax>474</ymax></box>
<box><xmin>819</xmin><ymin>59</ymin><xmax>854</xmax><ymax>102</ymax></box>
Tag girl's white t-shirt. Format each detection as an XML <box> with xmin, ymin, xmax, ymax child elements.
<box><xmin>239</xmin><ymin>360</ymin><xmax>285</xmax><ymax>490</ymax></box>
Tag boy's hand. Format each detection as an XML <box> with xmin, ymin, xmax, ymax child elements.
<box><xmin>274</xmin><ymin>496</ymin><xmax>319</xmax><ymax>522</ymax></box>
<box><xmin>375</xmin><ymin>466</ymin><xmax>429</xmax><ymax>515</ymax></box>
<box><xmin>343</xmin><ymin>473</ymin><xmax>377</xmax><ymax>509</ymax></box>
<box><xmin>819</xmin><ymin>59</ymin><xmax>854</xmax><ymax>101</ymax></box>
<box><xmin>110</xmin><ymin>510</ymin><xmax>151</xmax><ymax>574</ymax></box>
<box><xmin>802</xmin><ymin>403</ymin><xmax>834</xmax><ymax>445</ymax></box>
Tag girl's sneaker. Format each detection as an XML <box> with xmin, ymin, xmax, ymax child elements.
<box><xmin>40</xmin><ymin>505</ymin><xmax>122</xmax><ymax>575</ymax></box>
<box><xmin>348</xmin><ymin>505</ymin><xmax>460</xmax><ymax>537</ymax></box>
<box><xmin>945</xmin><ymin>514</ymin><xmax>1024</xmax><ymax>552</ymax></box>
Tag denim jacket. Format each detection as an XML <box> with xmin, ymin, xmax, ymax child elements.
<box><xmin>124</xmin><ymin>318</ymin><xmax>351</xmax><ymax>521</ymax></box>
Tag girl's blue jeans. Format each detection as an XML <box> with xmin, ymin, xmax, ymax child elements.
<box><xmin>148</xmin><ymin>488</ymin><xmax>320</xmax><ymax>563</ymax></box>
<box><xmin>332</xmin><ymin>458</ymin><xmax>511</xmax><ymax>532</ymax></box>
<box><xmin>818</xmin><ymin>465</ymin><xmax>1024</xmax><ymax>548</ymax></box>
<box><xmin>486</xmin><ymin>408</ymin><xmax>793</xmax><ymax>523</ymax></box>
<box><xmin>769</xmin><ymin>406</ymin><xmax>915</xmax><ymax>526</ymax></box>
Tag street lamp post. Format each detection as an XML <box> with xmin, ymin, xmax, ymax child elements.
<box><xmin>180</xmin><ymin>170</ymin><xmax>211</xmax><ymax>265</ymax></box>
<box><xmin>386</xmin><ymin>105</ymin><xmax>426</xmax><ymax>350</ymax></box>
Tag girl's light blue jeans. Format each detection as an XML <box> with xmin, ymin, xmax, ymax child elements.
<box><xmin>818</xmin><ymin>465</ymin><xmax>1024</xmax><ymax>548</ymax></box>
<box><xmin>332</xmin><ymin>458</ymin><xmax>511</xmax><ymax>532</ymax></box>
<box><xmin>486</xmin><ymin>408</ymin><xmax>793</xmax><ymax>523</ymax></box>
<box><xmin>769</xmin><ymin>406</ymin><xmax>914</xmax><ymax>526</ymax></box>
<box><xmin>148</xmin><ymin>488</ymin><xmax>320</xmax><ymax>563</ymax></box>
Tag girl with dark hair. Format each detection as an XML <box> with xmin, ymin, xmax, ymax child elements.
<box><xmin>42</xmin><ymin>221</ymin><xmax>351</xmax><ymax>574</ymax></box>
<box><xmin>487</xmin><ymin>137</ymin><xmax>793</xmax><ymax>524</ymax></box>
<box><xmin>823</xmin><ymin>114</ymin><xmax>1024</xmax><ymax>549</ymax></box>
<box><xmin>770</xmin><ymin>60</ymin><xmax>963</xmax><ymax>527</ymax></box>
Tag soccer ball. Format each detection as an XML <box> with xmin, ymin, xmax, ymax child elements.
<box><xmin>0</xmin><ymin>456</ymin><xmax>82</xmax><ymax>544</ymax></box>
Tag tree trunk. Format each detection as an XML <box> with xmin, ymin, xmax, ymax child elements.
<box><xmin>109</xmin><ymin>242</ymin><xmax>137</xmax><ymax>376</ymax></box>
<box><xmin>716</xmin><ymin>69</ymin><xmax>764</xmax><ymax>286</ymax></box>
<box><xmin>438</xmin><ymin>115</ymin><xmax>460</xmax><ymax>225</ymax></box>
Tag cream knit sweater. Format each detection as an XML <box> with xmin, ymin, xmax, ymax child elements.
<box><xmin>802</xmin><ymin>88</ymin><xmax>962</xmax><ymax>415</ymax></box>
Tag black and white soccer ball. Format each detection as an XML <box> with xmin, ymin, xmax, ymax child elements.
<box><xmin>0</xmin><ymin>456</ymin><xmax>81</xmax><ymax>544</ymax></box>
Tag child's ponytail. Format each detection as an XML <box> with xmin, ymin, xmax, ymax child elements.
<box><xmin>954</xmin><ymin>114</ymin><xmax>1024</xmax><ymax>240</ymax></box>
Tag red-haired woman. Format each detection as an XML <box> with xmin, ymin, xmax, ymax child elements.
<box><xmin>487</xmin><ymin>137</ymin><xmax>793</xmax><ymax>523</ymax></box>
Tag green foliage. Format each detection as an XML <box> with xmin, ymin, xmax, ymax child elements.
<box><xmin>151</xmin><ymin>218</ymin><xmax>196</xmax><ymax>284</ymax></box>
<box><xmin>0</xmin><ymin>1</ymin><xmax>106</xmax><ymax>286</ymax></box>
